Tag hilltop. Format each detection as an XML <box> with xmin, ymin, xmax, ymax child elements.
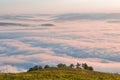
<box><xmin>0</xmin><ymin>68</ymin><xmax>120</xmax><ymax>80</ymax></box>
<box><xmin>0</xmin><ymin>63</ymin><xmax>120</xmax><ymax>80</ymax></box>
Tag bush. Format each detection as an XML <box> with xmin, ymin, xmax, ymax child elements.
<box><xmin>27</xmin><ymin>65</ymin><xmax>42</xmax><ymax>72</ymax></box>
<box><xmin>82</xmin><ymin>63</ymin><xmax>94</xmax><ymax>71</ymax></box>
<box><xmin>44</xmin><ymin>65</ymin><xmax>50</xmax><ymax>69</ymax></box>
<box><xmin>27</xmin><ymin>63</ymin><xmax>94</xmax><ymax>72</ymax></box>
<box><xmin>57</xmin><ymin>63</ymin><xmax>67</xmax><ymax>68</ymax></box>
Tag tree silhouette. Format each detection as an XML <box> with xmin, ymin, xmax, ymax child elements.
<box><xmin>82</xmin><ymin>63</ymin><xmax>88</xmax><ymax>69</ymax></box>
<box><xmin>44</xmin><ymin>65</ymin><xmax>50</xmax><ymax>69</ymax></box>
<box><xmin>82</xmin><ymin>63</ymin><xmax>94</xmax><ymax>71</ymax></box>
<box><xmin>87</xmin><ymin>66</ymin><xmax>94</xmax><ymax>71</ymax></box>
<box><xmin>57</xmin><ymin>63</ymin><xmax>67</xmax><ymax>68</ymax></box>
<box><xmin>69</xmin><ymin>64</ymin><xmax>74</xmax><ymax>68</ymax></box>
<box><xmin>27</xmin><ymin>65</ymin><xmax>42</xmax><ymax>72</ymax></box>
<box><xmin>27</xmin><ymin>63</ymin><xmax>94</xmax><ymax>72</ymax></box>
<box><xmin>76</xmin><ymin>63</ymin><xmax>81</xmax><ymax>68</ymax></box>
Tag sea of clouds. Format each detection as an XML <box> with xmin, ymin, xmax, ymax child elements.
<box><xmin>0</xmin><ymin>13</ymin><xmax>120</xmax><ymax>73</ymax></box>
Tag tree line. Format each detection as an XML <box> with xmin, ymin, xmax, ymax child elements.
<box><xmin>27</xmin><ymin>63</ymin><xmax>94</xmax><ymax>72</ymax></box>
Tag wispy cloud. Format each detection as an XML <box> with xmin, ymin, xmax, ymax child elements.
<box><xmin>0</xmin><ymin>22</ymin><xmax>30</xmax><ymax>27</ymax></box>
<box><xmin>107</xmin><ymin>20</ymin><xmax>120</xmax><ymax>23</ymax></box>
<box><xmin>40</xmin><ymin>23</ymin><xmax>55</xmax><ymax>26</ymax></box>
<box><xmin>0</xmin><ymin>14</ymin><xmax>52</xmax><ymax>22</ymax></box>
<box><xmin>53</xmin><ymin>13</ymin><xmax>120</xmax><ymax>22</ymax></box>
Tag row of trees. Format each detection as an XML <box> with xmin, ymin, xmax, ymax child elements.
<box><xmin>27</xmin><ymin>63</ymin><xmax>94</xmax><ymax>72</ymax></box>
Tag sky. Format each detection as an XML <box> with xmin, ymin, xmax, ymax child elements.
<box><xmin>0</xmin><ymin>0</ymin><xmax>120</xmax><ymax>14</ymax></box>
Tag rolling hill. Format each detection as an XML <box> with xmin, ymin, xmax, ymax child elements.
<box><xmin>0</xmin><ymin>68</ymin><xmax>120</xmax><ymax>80</ymax></box>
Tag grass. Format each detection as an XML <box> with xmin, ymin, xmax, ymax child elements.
<box><xmin>0</xmin><ymin>68</ymin><xmax>120</xmax><ymax>80</ymax></box>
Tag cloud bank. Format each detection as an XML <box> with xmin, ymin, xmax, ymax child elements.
<box><xmin>0</xmin><ymin>13</ymin><xmax>120</xmax><ymax>73</ymax></box>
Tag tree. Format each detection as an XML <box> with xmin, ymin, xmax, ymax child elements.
<box><xmin>27</xmin><ymin>65</ymin><xmax>42</xmax><ymax>72</ymax></box>
<box><xmin>34</xmin><ymin>65</ymin><xmax>40</xmax><ymax>70</ymax></box>
<box><xmin>76</xmin><ymin>63</ymin><xmax>81</xmax><ymax>68</ymax></box>
<box><xmin>69</xmin><ymin>64</ymin><xmax>74</xmax><ymax>68</ymax></box>
<box><xmin>82</xmin><ymin>63</ymin><xmax>94</xmax><ymax>71</ymax></box>
<box><xmin>27</xmin><ymin>68</ymin><xmax>34</xmax><ymax>72</ymax></box>
<box><xmin>39</xmin><ymin>66</ymin><xmax>43</xmax><ymax>69</ymax></box>
<box><xmin>87</xmin><ymin>66</ymin><xmax>94</xmax><ymax>71</ymax></box>
<box><xmin>82</xmin><ymin>63</ymin><xmax>88</xmax><ymax>69</ymax></box>
<box><xmin>57</xmin><ymin>63</ymin><xmax>67</xmax><ymax>68</ymax></box>
<box><xmin>44</xmin><ymin>65</ymin><xmax>50</xmax><ymax>69</ymax></box>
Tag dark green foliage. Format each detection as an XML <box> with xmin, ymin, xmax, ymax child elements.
<box><xmin>82</xmin><ymin>63</ymin><xmax>94</xmax><ymax>71</ymax></box>
<box><xmin>28</xmin><ymin>63</ymin><xmax>94</xmax><ymax>72</ymax></box>
<box><xmin>27</xmin><ymin>65</ymin><xmax>42</xmax><ymax>72</ymax></box>
<box><xmin>44</xmin><ymin>65</ymin><xmax>50</xmax><ymax>69</ymax></box>
<box><xmin>82</xmin><ymin>63</ymin><xmax>88</xmax><ymax>69</ymax></box>
<box><xmin>87</xmin><ymin>66</ymin><xmax>94</xmax><ymax>71</ymax></box>
<box><xmin>57</xmin><ymin>63</ymin><xmax>67</xmax><ymax>68</ymax></box>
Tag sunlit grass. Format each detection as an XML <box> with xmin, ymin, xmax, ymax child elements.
<box><xmin>0</xmin><ymin>68</ymin><xmax>120</xmax><ymax>80</ymax></box>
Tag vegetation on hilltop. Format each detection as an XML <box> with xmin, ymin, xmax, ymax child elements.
<box><xmin>27</xmin><ymin>63</ymin><xmax>94</xmax><ymax>72</ymax></box>
<box><xmin>0</xmin><ymin>63</ymin><xmax>120</xmax><ymax>80</ymax></box>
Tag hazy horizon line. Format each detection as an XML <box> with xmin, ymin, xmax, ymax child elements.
<box><xmin>0</xmin><ymin>12</ymin><xmax>120</xmax><ymax>15</ymax></box>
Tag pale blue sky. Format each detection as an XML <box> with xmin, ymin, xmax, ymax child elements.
<box><xmin>0</xmin><ymin>0</ymin><xmax>120</xmax><ymax>14</ymax></box>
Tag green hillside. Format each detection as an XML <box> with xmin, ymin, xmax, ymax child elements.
<box><xmin>0</xmin><ymin>68</ymin><xmax>120</xmax><ymax>80</ymax></box>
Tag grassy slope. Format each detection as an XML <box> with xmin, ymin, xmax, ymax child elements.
<box><xmin>0</xmin><ymin>68</ymin><xmax>120</xmax><ymax>80</ymax></box>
